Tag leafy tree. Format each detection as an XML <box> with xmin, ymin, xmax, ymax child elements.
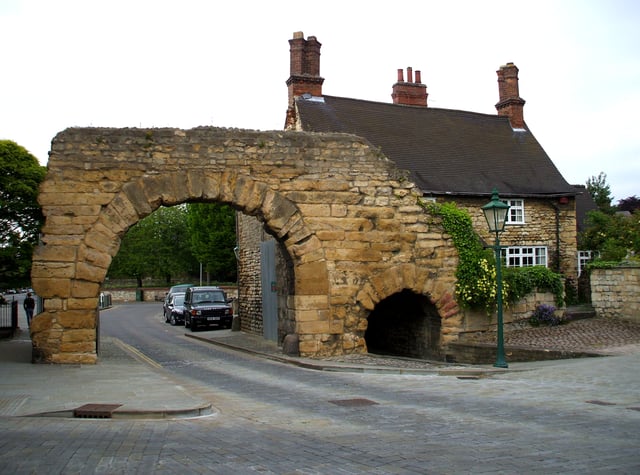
<box><xmin>108</xmin><ymin>206</ymin><xmax>197</xmax><ymax>285</ymax></box>
<box><xmin>586</xmin><ymin>172</ymin><xmax>613</xmax><ymax>212</ymax></box>
<box><xmin>0</xmin><ymin>140</ymin><xmax>46</xmax><ymax>288</ymax></box>
<box><xmin>579</xmin><ymin>209</ymin><xmax>640</xmax><ymax>261</ymax></box>
<box><xmin>186</xmin><ymin>203</ymin><xmax>237</xmax><ymax>283</ymax></box>
<box><xmin>617</xmin><ymin>195</ymin><xmax>640</xmax><ymax>213</ymax></box>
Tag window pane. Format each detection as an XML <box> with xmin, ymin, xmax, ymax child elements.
<box><xmin>503</xmin><ymin>246</ymin><xmax>547</xmax><ymax>268</ymax></box>
<box><xmin>506</xmin><ymin>199</ymin><xmax>524</xmax><ymax>224</ymax></box>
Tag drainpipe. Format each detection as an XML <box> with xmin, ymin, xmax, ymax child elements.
<box><xmin>551</xmin><ymin>203</ymin><xmax>561</xmax><ymax>273</ymax></box>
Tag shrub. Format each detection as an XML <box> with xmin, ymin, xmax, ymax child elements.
<box><xmin>425</xmin><ymin>200</ymin><xmax>565</xmax><ymax>312</ymax></box>
<box><xmin>529</xmin><ymin>304</ymin><xmax>560</xmax><ymax>327</ymax></box>
<box><xmin>504</xmin><ymin>266</ymin><xmax>565</xmax><ymax>308</ymax></box>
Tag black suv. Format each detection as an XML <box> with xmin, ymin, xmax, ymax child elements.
<box><xmin>183</xmin><ymin>286</ymin><xmax>233</xmax><ymax>331</ymax></box>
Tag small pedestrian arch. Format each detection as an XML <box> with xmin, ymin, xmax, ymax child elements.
<box><xmin>31</xmin><ymin>126</ymin><xmax>460</xmax><ymax>363</ymax></box>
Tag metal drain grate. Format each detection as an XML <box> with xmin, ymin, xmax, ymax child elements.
<box><xmin>329</xmin><ymin>398</ymin><xmax>378</xmax><ymax>407</ymax></box>
<box><xmin>74</xmin><ymin>404</ymin><xmax>123</xmax><ymax>418</ymax></box>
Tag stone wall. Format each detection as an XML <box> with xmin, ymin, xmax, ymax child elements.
<box><xmin>445</xmin><ymin>196</ymin><xmax>578</xmax><ymax>280</ymax></box>
<box><xmin>236</xmin><ymin>213</ymin><xmax>266</xmax><ymax>335</ymax></box>
<box><xmin>106</xmin><ymin>286</ymin><xmax>238</xmax><ymax>303</ymax></box>
<box><xmin>459</xmin><ymin>291</ymin><xmax>561</xmax><ymax>335</ymax></box>
<box><xmin>31</xmin><ymin>126</ymin><xmax>460</xmax><ymax>363</ymax></box>
<box><xmin>590</xmin><ymin>266</ymin><xmax>640</xmax><ymax>323</ymax></box>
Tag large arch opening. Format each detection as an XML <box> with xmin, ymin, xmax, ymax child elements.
<box><xmin>364</xmin><ymin>289</ymin><xmax>442</xmax><ymax>360</ymax></box>
<box><xmin>101</xmin><ymin>199</ymin><xmax>297</xmax><ymax>348</ymax></box>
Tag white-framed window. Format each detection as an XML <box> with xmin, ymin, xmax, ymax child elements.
<box><xmin>505</xmin><ymin>199</ymin><xmax>525</xmax><ymax>224</ymax></box>
<box><xmin>501</xmin><ymin>246</ymin><xmax>547</xmax><ymax>267</ymax></box>
<box><xmin>578</xmin><ymin>250</ymin><xmax>598</xmax><ymax>276</ymax></box>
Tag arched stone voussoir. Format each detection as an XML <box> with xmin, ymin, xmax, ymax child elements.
<box><xmin>184</xmin><ymin>170</ymin><xmax>221</xmax><ymax>200</ymax></box>
<box><xmin>84</xmin><ymin>221</ymin><xmax>121</xmax><ymax>257</ymax></box>
<box><xmin>218</xmin><ymin>170</ymin><xmax>240</xmax><ymax>203</ymax></box>
<box><xmin>232</xmin><ymin>174</ymin><xmax>269</xmax><ymax>215</ymax></box>
<box><xmin>288</xmin><ymin>233</ymin><xmax>322</xmax><ymax>261</ymax></box>
<box><xmin>121</xmin><ymin>179</ymin><xmax>154</xmax><ymax>218</ymax></box>
<box><xmin>356</xmin><ymin>282</ymin><xmax>381</xmax><ymax>312</ymax></box>
<box><xmin>100</xmin><ymin>199</ymin><xmax>139</xmax><ymax>239</ymax></box>
<box><xmin>358</xmin><ymin>264</ymin><xmax>437</xmax><ymax>311</ymax></box>
<box><xmin>140</xmin><ymin>173</ymin><xmax>192</xmax><ymax>208</ymax></box>
<box><xmin>261</xmin><ymin>189</ymin><xmax>300</xmax><ymax>235</ymax></box>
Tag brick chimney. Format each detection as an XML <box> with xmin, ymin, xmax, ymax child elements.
<box><xmin>391</xmin><ymin>67</ymin><xmax>428</xmax><ymax>107</ymax></box>
<box><xmin>495</xmin><ymin>62</ymin><xmax>526</xmax><ymax>129</ymax></box>
<box><xmin>285</xmin><ymin>31</ymin><xmax>324</xmax><ymax>110</ymax></box>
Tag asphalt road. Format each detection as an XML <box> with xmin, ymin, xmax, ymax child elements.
<box><xmin>1</xmin><ymin>302</ymin><xmax>639</xmax><ymax>474</ymax></box>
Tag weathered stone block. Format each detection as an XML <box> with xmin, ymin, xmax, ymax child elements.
<box><xmin>31</xmin><ymin>277</ymin><xmax>72</xmax><ymax>298</ymax></box>
<box><xmin>56</xmin><ymin>310</ymin><xmax>97</xmax><ymax>329</ymax></box>
<box><xmin>294</xmin><ymin>261</ymin><xmax>329</xmax><ymax>294</ymax></box>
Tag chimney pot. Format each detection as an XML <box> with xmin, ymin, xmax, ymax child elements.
<box><xmin>392</xmin><ymin>66</ymin><xmax>428</xmax><ymax>107</ymax></box>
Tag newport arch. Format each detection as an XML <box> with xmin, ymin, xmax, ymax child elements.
<box><xmin>30</xmin><ymin>126</ymin><xmax>460</xmax><ymax>363</ymax></box>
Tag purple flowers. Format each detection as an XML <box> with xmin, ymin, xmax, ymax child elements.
<box><xmin>530</xmin><ymin>304</ymin><xmax>560</xmax><ymax>326</ymax></box>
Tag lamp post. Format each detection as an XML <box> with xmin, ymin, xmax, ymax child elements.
<box><xmin>482</xmin><ymin>189</ymin><xmax>510</xmax><ymax>368</ymax></box>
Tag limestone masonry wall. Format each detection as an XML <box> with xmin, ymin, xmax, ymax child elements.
<box><xmin>31</xmin><ymin>127</ymin><xmax>460</xmax><ymax>363</ymax></box>
<box><xmin>591</xmin><ymin>267</ymin><xmax>640</xmax><ymax>323</ymax></box>
<box><xmin>449</xmin><ymin>196</ymin><xmax>577</xmax><ymax>279</ymax></box>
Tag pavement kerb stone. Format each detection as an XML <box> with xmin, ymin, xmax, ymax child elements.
<box><xmin>184</xmin><ymin>332</ymin><xmax>510</xmax><ymax>376</ymax></box>
<box><xmin>28</xmin><ymin>405</ymin><xmax>215</xmax><ymax>420</ymax></box>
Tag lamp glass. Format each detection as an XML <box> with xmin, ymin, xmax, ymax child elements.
<box><xmin>482</xmin><ymin>189</ymin><xmax>510</xmax><ymax>233</ymax></box>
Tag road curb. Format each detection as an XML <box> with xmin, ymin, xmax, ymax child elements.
<box><xmin>27</xmin><ymin>404</ymin><xmax>216</xmax><ymax>420</ymax></box>
<box><xmin>185</xmin><ymin>333</ymin><xmax>501</xmax><ymax>376</ymax></box>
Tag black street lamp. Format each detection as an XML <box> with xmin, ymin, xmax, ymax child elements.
<box><xmin>482</xmin><ymin>189</ymin><xmax>510</xmax><ymax>368</ymax></box>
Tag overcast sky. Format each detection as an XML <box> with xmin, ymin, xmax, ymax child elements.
<box><xmin>1</xmin><ymin>0</ymin><xmax>638</xmax><ymax>202</ymax></box>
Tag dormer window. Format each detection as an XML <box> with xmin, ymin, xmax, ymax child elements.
<box><xmin>505</xmin><ymin>199</ymin><xmax>524</xmax><ymax>224</ymax></box>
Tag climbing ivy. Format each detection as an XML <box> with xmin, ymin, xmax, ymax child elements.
<box><xmin>422</xmin><ymin>200</ymin><xmax>564</xmax><ymax>311</ymax></box>
<box><xmin>423</xmin><ymin>201</ymin><xmax>504</xmax><ymax>312</ymax></box>
<box><xmin>503</xmin><ymin>266</ymin><xmax>564</xmax><ymax>307</ymax></box>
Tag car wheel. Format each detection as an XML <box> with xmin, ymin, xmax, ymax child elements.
<box><xmin>170</xmin><ymin>314</ymin><xmax>176</xmax><ymax>326</ymax></box>
<box><xmin>185</xmin><ymin>317</ymin><xmax>190</xmax><ymax>328</ymax></box>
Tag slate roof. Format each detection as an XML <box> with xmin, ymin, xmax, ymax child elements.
<box><xmin>573</xmin><ymin>185</ymin><xmax>598</xmax><ymax>233</ymax></box>
<box><xmin>295</xmin><ymin>95</ymin><xmax>575</xmax><ymax>198</ymax></box>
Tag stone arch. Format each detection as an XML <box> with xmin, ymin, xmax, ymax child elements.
<box><xmin>355</xmin><ymin>263</ymin><xmax>461</xmax><ymax>352</ymax></box>
<box><xmin>32</xmin><ymin>171</ymin><xmax>325</xmax><ymax>363</ymax></box>
<box><xmin>31</xmin><ymin>126</ymin><xmax>462</xmax><ymax>363</ymax></box>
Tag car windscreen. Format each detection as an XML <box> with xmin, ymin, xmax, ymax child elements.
<box><xmin>193</xmin><ymin>291</ymin><xmax>226</xmax><ymax>304</ymax></box>
<box><xmin>173</xmin><ymin>295</ymin><xmax>185</xmax><ymax>306</ymax></box>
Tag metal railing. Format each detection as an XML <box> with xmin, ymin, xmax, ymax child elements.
<box><xmin>0</xmin><ymin>301</ymin><xmax>19</xmax><ymax>338</ymax></box>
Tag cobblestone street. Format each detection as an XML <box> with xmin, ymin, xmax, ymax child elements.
<box><xmin>463</xmin><ymin>316</ymin><xmax>640</xmax><ymax>354</ymax></box>
<box><xmin>307</xmin><ymin>316</ymin><xmax>640</xmax><ymax>370</ymax></box>
<box><xmin>1</xmin><ymin>305</ymin><xmax>639</xmax><ymax>474</ymax></box>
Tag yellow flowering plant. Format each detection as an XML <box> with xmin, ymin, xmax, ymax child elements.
<box><xmin>423</xmin><ymin>200</ymin><xmax>562</xmax><ymax>312</ymax></box>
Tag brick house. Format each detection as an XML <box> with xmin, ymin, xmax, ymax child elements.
<box><xmin>235</xmin><ymin>31</ymin><xmax>580</xmax><ymax>354</ymax></box>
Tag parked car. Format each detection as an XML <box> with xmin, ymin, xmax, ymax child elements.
<box><xmin>163</xmin><ymin>283</ymin><xmax>193</xmax><ymax>314</ymax></box>
<box><xmin>164</xmin><ymin>292</ymin><xmax>186</xmax><ymax>326</ymax></box>
<box><xmin>183</xmin><ymin>286</ymin><xmax>233</xmax><ymax>331</ymax></box>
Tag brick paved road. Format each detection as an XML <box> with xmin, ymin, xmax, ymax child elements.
<box><xmin>465</xmin><ymin>316</ymin><xmax>640</xmax><ymax>354</ymax></box>
<box><xmin>2</xmin><ymin>349</ymin><xmax>639</xmax><ymax>472</ymax></box>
